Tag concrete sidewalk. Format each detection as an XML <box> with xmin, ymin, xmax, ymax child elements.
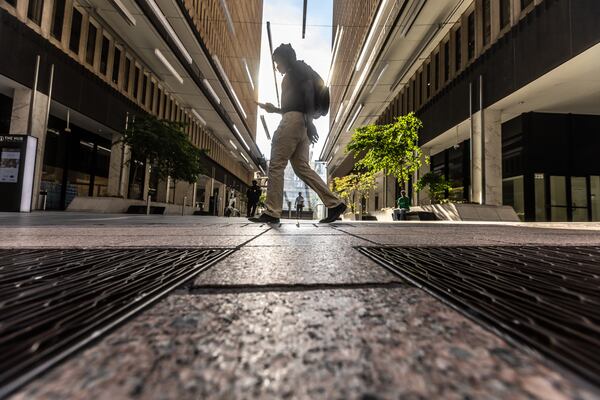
<box><xmin>2</xmin><ymin>213</ymin><xmax>600</xmax><ymax>399</ymax></box>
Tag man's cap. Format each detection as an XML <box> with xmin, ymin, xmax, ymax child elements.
<box><xmin>273</xmin><ymin>43</ymin><xmax>296</xmax><ymax>62</ymax></box>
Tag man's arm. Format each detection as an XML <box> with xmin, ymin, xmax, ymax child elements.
<box><xmin>257</xmin><ymin>102</ymin><xmax>283</xmax><ymax>114</ymax></box>
<box><xmin>302</xmin><ymin>80</ymin><xmax>318</xmax><ymax>141</ymax></box>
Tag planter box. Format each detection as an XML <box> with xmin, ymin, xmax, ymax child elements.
<box><xmin>66</xmin><ymin>196</ymin><xmax>199</xmax><ymax>215</ymax></box>
<box><xmin>420</xmin><ymin>203</ymin><xmax>519</xmax><ymax>222</ymax></box>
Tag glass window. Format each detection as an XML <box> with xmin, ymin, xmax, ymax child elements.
<box><xmin>123</xmin><ymin>57</ymin><xmax>131</xmax><ymax>92</ymax></box>
<box><xmin>503</xmin><ymin>176</ymin><xmax>525</xmax><ymax>221</ymax></box>
<box><xmin>99</xmin><ymin>35</ymin><xmax>110</xmax><ymax>75</ymax></box>
<box><xmin>467</xmin><ymin>12</ymin><xmax>475</xmax><ymax>60</ymax></box>
<box><xmin>444</xmin><ymin>41</ymin><xmax>450</xmax><ymax>81</ymax></box>
<box><xmin>534</xmin><ymin>173</ymin><xmax>546</xmax><ymax>221</ymax></box>
<box><xmin>141</xmin><ymin>74</ymin><xmax>148</xmax><ymax>106</ymax></box>
<box><xmin>51</xmin><ymin>0</ymin><xmax>66</xmax><ymax>40</ymax></box>
<box><xmin>112</xmin><ymin>47</ymin><xmax>121</xmax><ymax>85</ymax></box>
<box><xmin>483</xmin><ymin>0</ymin><xmax>491</xmax><ymax>46</ymax></box>
<box><xmin>69</xmin><ymin>8</ymin><xmax>83</xmax><ymax>54</ymax></box>
<box><xmin>434</xmin><ymin>52</ymin><xmax>439</xmax><ymax>90</ymax></box>
<box><xmin>27</xmin><ymin>0</ymin><xmax>45</xmax><ymax>25</ymax></box>
<box><xmin>591</xmin><ymin>176</ymin><xmax>600</xmax><ymax>221</ymax></box>
<box><xmin>426</xmin><ymin>63</ymin><xmax>430</xmax><ymax>98</ymax></box>
<box><xmin>550</xmin><ymin>176</ymin><xmax>568</xmax><ymax>221</ymax></box>
<box><xmin>571</xmin><ymin>177</ymin><xmax>589</xmax><ymax>222</ymax></box>
<box><xmin>85</xmin><ymin>22</ymin><xmax>97</xmax><ymax>66</ymax></box>
<box><xmin>500</xmin><ymin>0</ymin><xmax>511</xmax><ymax>29</ymax></box>
<box><xmin>521</xmin><ymin>0</ymin><xmax>533</xmax><ymax>10</ymax></box>
<box><xmin>149</xmin><ymin>81</ymin><xmax>156</xmax><ymax>112</ymax></box>
<box><xmin>133</xmin><ymin>66</ymin><xmax>141</xmax><ymax>99</ymax></box>
<box><xmin>454</xmin><ymin>27</ymin><xmax>462</xmax><ymax>72</ymax></box>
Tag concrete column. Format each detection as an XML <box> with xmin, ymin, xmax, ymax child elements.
<box><xmin>173</xmin><ymin>181</ymin><xmax>193</xmax><ymax>205</ymax></box>
<box><xmin>107</xmin><ymin>134</ymin><xmax>130</xmax><ymax>197</ymax></box>
<box><xmin>9</xmin><ymin>88</ymin><xmax>49</xmax><ymax>210</ymax></box>
<box><xmin>471</xmin><ymin>108</ymin><xmax>502</xmax><ymax>205</ymax></box>
<box><xmin>385</xmin><ymin>175</ymin><xmax>395</xmax><ymax>208</ymax></box>
<box><xmin>416</xmin><ymin>149</ymin><xmax>431</xmax><ymax>205</ymax></box>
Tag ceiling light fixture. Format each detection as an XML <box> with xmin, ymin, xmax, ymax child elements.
<box><xmin>369</xmin><ymin>63</ymin><xmax>389</xmax><ymax>94</ymax></box>
<box><xmin>229</xmin><ymin>139</ymin><xmax>238</xmax><ymax>150</ymax></box>
<box><xmin>109</xmin><ymin>0</ymin><xmax>136</xmax><ymax>26</ymax></box>
<box><xmin>355</xmin><ymin>0</ymin><xmax>390</xmax><ymax>71</ymax></box>
<box><xmin>346</xmin><ymin>104</ymin><xmax>363</xmax><ymax>132</ymax></box>
<box><xmin>233</xmin><ymin>124</ymin><xmax>250</xmax><ymax>151</ymax></box>
<box><xmin>190</xmin><ymin>108</ymin><xmax>206</xmax><ymax>125</ymax></box>
<box><xmin>155</xmin><ymin>49</ymin><xmax>183</xmax><ymax>84</ymax></box>
<box><xmin>203</xmin><ymin>79</ymin><xmax>221</xmax><ymax>104</ymax></box>
<box><xmin>145</xmin><ymin>0</ymin><xmax>192</xmax><ymax>64</ymax></box>
<box><xmin>214</xmin><ymin>55</ymin><xmax>247</xmax><ymax>119</ymax></box>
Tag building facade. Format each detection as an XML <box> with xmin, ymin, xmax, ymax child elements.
<box><xmin>322</xmin><ymin>0</ymin><xmax>600</xmax><ymax>221</ymax></box>
<box><xmin>0</xmin><ymin>0</ymin><xmax>264</xmax><ymax>215</ymax></box>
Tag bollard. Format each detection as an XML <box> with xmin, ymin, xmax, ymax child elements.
<box><xmin>146</xmin><ymin>194</ymin><xmax>151</xmax><ymax>215</ymax></box>
<box><xmin>39</xmin><ymin>190</ymin><xmax>48</xmax><ymax>211</ymax></box>
<box><xmin>182</xmin><ymin>196</ymin><xmax>187</xmax><ymax>216</ymax></box>
<box><xmin>288</xmin><ymin>201</ymin><xmax>292</xmax><ymax>219</ymax></box>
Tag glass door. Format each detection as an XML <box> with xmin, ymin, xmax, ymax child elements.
<box><xmin>570</xmin><ymin>177</ymin><xmax>589</xmax><ymax>222</ymax></box>
<box><xmin>549</xmin><ymin>176</ymin><xmax>568</xmax><ymax>221</ymax></box>
<box><xmin>591</xmin><ymin>176</ymin><xmax>600</xmax><ymax>221</ymax></box>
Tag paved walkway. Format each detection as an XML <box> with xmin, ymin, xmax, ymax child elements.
<box><xmin>2</xmin><ymin>212</ymin><xmax>600</xmax><ymax>399</ymax></box>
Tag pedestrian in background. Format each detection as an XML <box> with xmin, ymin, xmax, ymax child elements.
<box><xmin>295</xmin><ymin>192</ymin><xmax>304</xmax><ymax>219</ymax></box>
<box><xmin>246</xmin><ymin>180</ymin><xmax>261</xmax><ymax>217</ymax></box>
<box><xmin>395</xmin><ymin>190</ymin><xmax>411</xmax><ymax>220</ymax></box>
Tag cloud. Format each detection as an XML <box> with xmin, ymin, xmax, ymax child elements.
<box><xmin>255</xmin><ymin>0</ymin><xmax>333</xmax><ymax>161</ymax></box>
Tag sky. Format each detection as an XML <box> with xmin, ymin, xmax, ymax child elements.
<box><xmin>255</xmin><ymin>0</ymin><xmax>334</xmax><ymax>161</ymax></box>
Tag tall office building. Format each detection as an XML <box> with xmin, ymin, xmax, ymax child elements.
<box><xmin>323</xmin><ymin>0</ymin><xmax>600</xmax><ymax>221</ymax></box>
<box><xmin>0</xmin><ymin>0</ymin><xmax>264</xmax><ymax>215</ymax></box>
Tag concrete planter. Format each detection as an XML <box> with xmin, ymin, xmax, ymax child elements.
<box><xmin>420</xmin><ymin>203</ymin><xmax>519</xmax><ymax>222</ymax></box>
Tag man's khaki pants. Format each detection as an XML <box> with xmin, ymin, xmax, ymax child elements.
<box><xmin>264</xmin><ymin>112</ymin><xmax>341</xmax><ymax>218</ymax></box>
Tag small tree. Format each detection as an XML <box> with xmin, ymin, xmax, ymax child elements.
<box><xmin>347</xmin><ymin>112</ymin><xmax>424</xmax><ymax>186</ymax></box>
<box><xmin>332</xmin><ymin>172</ymin><xmax>376</xmax><ymax>214</ymax></box>
<box><xmin>121</xmin><ymin>114</ymin><xmax>208</xmax><ymax>199</ymax></box>
<box><xmin>415</xmin><ymin>171</ymin><xmax>453</xmax><ymax>204</ymax></box>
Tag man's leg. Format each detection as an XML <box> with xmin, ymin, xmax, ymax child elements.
<box><xmin>246</xmin><ymin>202</ymin><xmax>252</xmax><ymax>217</ymax></box>
<box><xmin>290</xmin><ymin>135</ymin><xmax>341</xmax><ymax>208</ymax></box>
<box><xmin>263</xmin><ymin>115</ymin><xmax>303</xmax><ymax>218</ymax></box>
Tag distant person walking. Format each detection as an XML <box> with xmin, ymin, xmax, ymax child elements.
<box><xmin>395</xmin><ymin>190</ymin><xmax>411</xmax><ymax>220</ymax></box>
<box><xmin>246</xmin><ymin>180</ymin><xmax>261</xmax><ymax>217</ymax></box>
<box><xmin>252</xmin><ymin>43</ymin><xmax>346</xmax><ymax>224</ymax></box>
<box><xmin>295</xmin><ymin>192</ymin><xmax>305</xmax><ymax>219</ymax></box>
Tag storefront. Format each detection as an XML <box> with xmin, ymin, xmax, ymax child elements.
<box><xmin>41</xmin><ymin>115</ymin><xmax>111</xmax><ymax>210</ymax></box>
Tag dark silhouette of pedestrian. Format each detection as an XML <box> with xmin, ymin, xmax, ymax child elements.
<box><xmin>251</xmin><ymin>43</ymin><xmax>346</xmax><ymax>223</ymax></box>
<box><xmin>246</xmin><ymin>180</ymin><xmax>261</xmax><ymax>217</ymax></box>
<box><xmin>295</xmin><ymin>192</ymin><xmax>304</xmax><ymax>219</ymax></box>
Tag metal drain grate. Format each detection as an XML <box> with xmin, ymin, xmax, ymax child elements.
<box><xmin>358</xmin><ymin>245</ymin><xmax>600</xmax><ymax>386</ymax></box>
<box><xmin>0</xmin><ymin>247</ymin><xmax>233</xmax><ymax>397</ymax></box>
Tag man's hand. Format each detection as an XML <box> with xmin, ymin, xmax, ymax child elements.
<box><xmin>306</xmin><ymin>119</ymin><xmax>319</xmax><ymax>144</ymax></box>
<box><xmin>257</xmin><ymin>102</ymin><xmax>280</xmax><ymax>114</ymax></box>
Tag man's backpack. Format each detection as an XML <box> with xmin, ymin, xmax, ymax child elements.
<box><xmin>295</xmin><ymin>61</ymin><xmax>330</xmax><ymax>119</ymax></box>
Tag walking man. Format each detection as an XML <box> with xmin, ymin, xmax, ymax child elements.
<box><xmin>295</xmin><ymin>192</ymin><xmax>305</xmax><ymax>219</ymax></box>
<box><xmin>251</xmin><ymin>43</ymin><xmax>346</xmax><ymax>223</ymax></box>
<box><xmin>246</xmin><ymin>180</ymin><xmax>261</xmax><ymax>217</ymax></box>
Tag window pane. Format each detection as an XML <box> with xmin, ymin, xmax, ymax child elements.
<box><xmin>550</xmin><ymin>176</ymin><xmax>567</xmax><ymax>222</ymax></box>
<box><xmin>467</xmin><ymin>12</ymin><xmax>475</xmax><ymax>60</ymax></box>
<box><xmin>444</xmin><ymin>42</ymin><xmax>450</xmax><ymax>81</ymax></box>
<box><xmin>141</xmin><ymin>74</ymin><xmax>148</xmax><ymax>106</ymax></box>
<box><xmin>591</xmin><ymin>176</ymin><xmax>600</xmax><ymax>221</ymax></box>
<box><xmin>483</xmin><ymin>0</ymin><xmax>491</xmax><ymax>46</ymax></box>
<box><xmin>85</xmin><ymin>23</ymin><xmax>97</xmax><ymax>66</ymax></box>
<box><xmin>534</xmin><ymin>173</ymin><xmax>546</xmax><ymax>221</ymax></box>
<box><xmin>69</xmin><ymin>9</ymin><xmax>83</xmax><ymax>54</ymax></box>
<box><xmin>454</xmin><ymin>27</ymin><xmax>462</xmax><ymax>72</ymax></box>
<box><xmin>123</xmin><ymin>58</ymin><xmax>131</xmax><ymax>92</ymax></box>
<box><xmin>500</xmin><ymin>0</ymin><xmax>511</xmax><ymax>29</ymax></box>
<box><xmin>99</xmin><ymin>35</ymin><xmax>110</xmax><ymax>75</ymax></box>
<box><xmin>503</xmin><ymin>176</ymin><xmax>525</xmax><ymax>221</ymax></box>
<box><xmin>51</xmin><ymin>0</ymin><xmax>66</xmax><ymax>40</ymax></box>
<box><xmin>521</xmin><ymin>0</ymin><xmax>534</xmax><ymax>9</ymax></box>
<box><xmin>27</xmin><ymin>0</ymin><xmax>45</xmax><ymax>25</ymax></box>
<box><xmin>133</xmin><ymin>66</ymin><xmax>141</xmax><ymax>99</ymax></box>
<box><xmin>112</xmin><ymin>47</ymin><xmax>121</xmax><ymax>84</ymax></box>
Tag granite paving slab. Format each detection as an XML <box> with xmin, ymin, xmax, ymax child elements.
<box><xmin>12</xmin><ymin>288</ymin><xmax>598</xmax><ymax>400</ymax></box>
<box><xmin>194</xmin><ymin>246</ymin><xmax>399</xmax><ymax>286</ymax></box>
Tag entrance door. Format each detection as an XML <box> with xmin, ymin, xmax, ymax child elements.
<box><xmin>570</xmin><ymin>177</ymin><xmax>589</xmax><ymax>222</ymax></box>
<box><xmin>549</xmin><ymin>176</ymin><xmax>568</xmax><ymax>221</ymax></box>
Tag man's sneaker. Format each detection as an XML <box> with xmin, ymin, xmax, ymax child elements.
<box><xmin>249</xmin><ymin>213</ymin><xmax>280</xmax><ymax>224</ymax></box>
<box><xmin>319</xmin><ymin>203</ymin><xmax>347</xmax><ymax>223</ymax></box>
